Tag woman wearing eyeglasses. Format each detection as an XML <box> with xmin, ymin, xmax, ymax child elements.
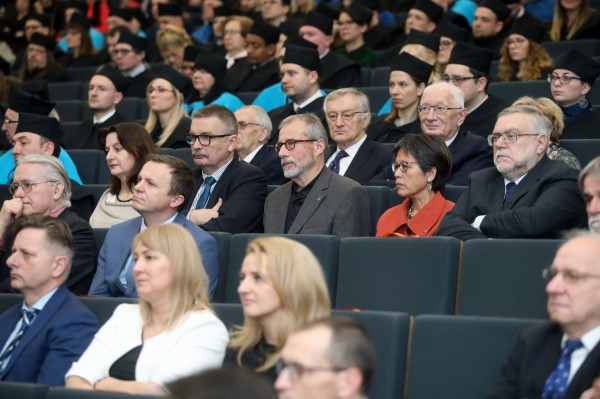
<box><xmin>498</xmin><ymin>19</ymin><xmax>552</xmax><ymax>82</ymax></box>
<box><xmin>225</xmin><ymin>236</ymin><xmax>331</xmax><ymax>382</ymax></box>
<box><xmin>186</xmin><ymin>50</ymin><xmax>244</xmax><ymax>115</ymax></box>
<box><xmin>336</xmin><ymin>3</ymin><xmax>379</xmax><ymax>68</ymax></box>
<box><xmin>145</xmin><ymin>66</ymin><xmax>192</xmax><ymax>149</ymax></box>
<box><xmin>376</xmin><ymin>134</ymin><xmax>454</xmax><ymax>237</ymax></box>
<box><xmin>548</xmin><ymin>49</ymin><xmax>600</xmax><ymax>139</ymax></box>
<box><xmin>223</xmin><ymin>16</ymin><xmax>253</xmax><ymax>70</ymax></box>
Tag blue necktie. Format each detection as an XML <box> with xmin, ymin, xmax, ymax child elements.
<box><xmin>195</xmin><ymin>176</ymin><xmax>216</xmax><ymax>210</ymax></box>
<box><xmin>0</xmin><ymin>308</ymin><xmax>40</xmax><ymax>372</ymax></box>
<box><xmin>542</xmin><ymin>339</ymin><xmax>583</xmax><ymax>399</ymax></box>
<box><xmin>504</xmin><ymin>182</ymin><xmax>517</xmax><ymax>202</ymax></box>
<box><xmin>328</xmin><ymin>151</ymin><xmax>349</xmax><ymax>174</ymax></box>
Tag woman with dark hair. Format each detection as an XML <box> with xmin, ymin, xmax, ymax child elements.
<box><xmin>89</xmin><ymin>123</ymin><xmax>156</xmax><ymax>228</ymax></box>
<box><xmin>59</xmin><ymin>13</ymin><xmax>99</xmax><ymax>68</ymax></box>
<box><xmin>336</xmin><ymin>3</ymin><xmax>379</xmax><ymax>68</ymax></box>
<box><xmin>498</xmin><ymin>19</ymin><xmax>552</xmax><ymax>82</ymax></box>
<box><xmin>368</xmin><ymin>52</ymin><xmax>433</xmax><ymax>143</ymax></box>
<box><xmin>550</xmin><ymin>0</ymin><xmax>600</xmax><ymax>41</ymax></box>
<box><xmin>376</xmin><ymin>134</ymin><xmax>454</xmax><ymax>237</ymax></box>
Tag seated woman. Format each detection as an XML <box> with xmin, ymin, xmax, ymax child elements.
<box><xmin>90</xmin><ymin>123</ymin><xmax>156</xmax><ymax>228</ymax></box>
<box><xmin>186</xmin><ymin>49</ymin><xmax>244</xmax><ymax>115</ymax></box>
<box><xmin>59</xmin><ymin>13</ymin><xmax>99</xmax><ymax>68</ymax></box>
<box><xmin>498</xmin><ymin>19</ymin><xmax>552</xmax><ymax>82</ymax></box>
<box><xmin>369</xmin><ymin>52</ymin><xmax>433</xmax><ymax>143</ymax></box>
<box><xmin>376</xmin><ymin>134</ymin><xmax>454</xmax><ymax>237</ymax></box>
<box><xmin>65</xmin><ymin>224</ymin><xmax>229</xmax><ymax>395</ymax></box>
<box><xmin>223</xmin><ymin>15</ymin><xmax>253</xmax><ymax>70</ymax></box>
<box><xmin>548</xmin><ymin>49</ymin><xmax>600</xmax><ymax>139</ymax></box>
<box><xmin>157</xmin><ymin>24</ymin><xmax>192</xmax><ymax>71</ymax></box>
<box><xmin>226</xmin><ymin>236</ymin><xmax>331</xmax><ymax>382</ymax></box>
<box><xmin>336</xmin><ymin>3</ymin><xmax>379</xmax><ymax>68</ymax></box>
<box><xmin>145</xmin><ymin>66</ymin><xmax>192</xmax><ymax>149</ymax></box>
<box><xmin>512</xmin><ymin>96</ymin><xmax>581</xmax><ymax>170</ymax></box>
<box><xmin>550</xmin><ymin>0</ymin><xmax>600</xmax><ymax>41</ymax></box>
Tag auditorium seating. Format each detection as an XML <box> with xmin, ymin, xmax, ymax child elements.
<box><xmin>66</xmin><ymin>150</ymin><xmax>104</xmax><ymax>185</ymax></box>
<box><xmin>47</xmin><ymin>388</ymin><xmax>165</xmax><ymax>398</ymax></box>
<box><xmin>541</xmin><ymin>39</ymin><xmax>600</xmax><ymax>58</ymax></box>
<box><xmin>372</xmin><ymin>66</ymin><xmax>391</xmax><ymax>86</ymax></box>
<box><xmin>0</xmin><ymin>381</ymin><xmax>48</xmax><ymax>399</ymax></box>
<box><xmin>364</xmin><ymin>185</ymin><xmax>391</xmax><ymax>234</ymax></box>
<box><xmin>207</xmin><ymin>232</ymin><xmax>232</xmax><ymax>302</ymax></box>
<box><xmin>560</xmin><ymin>139</ymin><xmax>600</xmax><ymax>167</ymax></box>
<box><xmin>489</xmin><ymin>80</ymin><xmax>552</xmax><ymax>104</ymax></box>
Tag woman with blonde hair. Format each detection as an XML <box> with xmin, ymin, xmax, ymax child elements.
<box><xmin>223</xmin><ymin>15</ymin><xmax>253</xmax><ymax>70</ymax></box>
<box><xmin>549</xmin><ymin>0</ymin><xmax>600</xmax><ymax>41</ymax></box>
<box><xmin>66</xmin><ymin>224</ymin><xmax>229</xmax><ymax>395</ymax></box>
<box><xmin>498</xmin><ymin>19</ymin><xmax>553</xmax><ymax>82</ymax></box>
<box><xmin>512</xmin><ymin>96</ymin><xmax>581</xmax><ymax>170</ymax></box>
<box><xmin>158</xmin><ymin>24</ymin><xmax>193</xmax><ymax>71</ymax></box>
<box><xmin>226</xmin><ymin>236</ymin><xmax>331</xmax><ymax>382</ymax></box>
<box><xmin>145</xmin><ymin>66</ymin><xmax>192</xmax><ymax>148</ymax></box>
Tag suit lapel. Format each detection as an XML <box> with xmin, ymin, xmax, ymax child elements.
<box><xmin>344</xmin><ymin>139</ymin><xmax>370</xmax><ymax>180</ymax></box>
<box><xmin>288</xmin><ymin>170</ymin><xmax>330</xmax><ymax>234</ymax></box>
<box><xmin>503</xmin><ymin>156</ymin><xmax>549</xmax><ymax>209</ymax></box>
<box><xmin>206</xmin><ymin>158</ymin><xmax>237</xmax><ymax>208</ymax></box>
<box><xmin>271</xmin><ymin>183</ymin><xmax>292</xmax><ymax>233</ymax></box>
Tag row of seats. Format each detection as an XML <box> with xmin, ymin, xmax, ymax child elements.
<box><xmin>90</xmin><ymin>230</ymin><xmax>560</xmax><ymax>319</ymax></box>
<box><xmin>54</xmin><ymin>98</ymin><xmax>149</xmax><ymax>123</ymax></box>
<box><xmin>0</xmin><ymin>293</ymin><xmax>544</xmax><ymax>399</ymax></box>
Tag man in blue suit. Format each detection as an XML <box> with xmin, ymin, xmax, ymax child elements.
<box><xmin>0</xmin><ymin>215</ymin><xmax>98</xmax><ymax>385</ymax></box>
<box><xmin>89</xmin><ymin>154</ymin><xmax>220</xmax><ymax>298</ymax></box>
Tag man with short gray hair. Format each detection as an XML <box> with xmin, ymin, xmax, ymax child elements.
<box><xmin>264</xmin><ymin>113</ymin><xmax>370</xmax><ymax>238</ymax></box>
<box><xmin>578</xmin><ymin>156</ymin><xmax>600</xmax><ymax>236</ymax></box>
<box><xmin>437</xmin><ymin>104</ymin><xmax>587</xmax><ymax>240</ymax></box>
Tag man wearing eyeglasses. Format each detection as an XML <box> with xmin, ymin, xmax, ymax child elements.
<box><xmin>264</xmin><ymin>113</ymin><xmax>370</xmax><ymax>237</ymax></box>
<box><xmin>578</xmin><ymin>157</ymin><xmax>600</xmax><ymax>236</ymax></box>
<box><xmin>275</xmin><ymin>317</ymin><xmax>374</xmax><ymax>399</ymax></box>
<box><xmin>235</xmin><ymin>105</ymin><xmax>286</xmax><ymax>185</ymax></box>
<box><xmin>486</xmin><ymin>233</ymin><xmax>600</xmax><ymax>399</ymax></box>
<box><xmin>185</xmin><ymin>105</ymin><xmax>267</xmax><ymax>233</ymax></box>
<box><xmin>113</xmin><ymin>30</ymin><xmax>156</xmax><ymax>98</ymax></box>
<box><xmin>444</xmin><ymin>42</ymin><xmax>508</xmax><ymax>139</ymax></box>
<box><xmin>0</xmin><ymin>155</ymin><xmax>96</xmax><ymax>295</ymax></box>
<box><xmin>437</xmin><ymin>104</ymin><xmax>587</xmax><ymax>240</ymax></box>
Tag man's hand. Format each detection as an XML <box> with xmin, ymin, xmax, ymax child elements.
<box><xmin>580</xmin><ymin>378</ymin><xmax>600</xmax><ymax>399</ymax></box>
<box><xmin>0</xmin><ymin>198</ymin><xmax>23</xmax><ymax>239</ymax></box>
<box><xmin>188</xmin><ymin>198</ymin><xmax>223</xmax><ymax>226</ymax></box>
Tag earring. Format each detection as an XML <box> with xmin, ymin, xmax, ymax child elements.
<box><xmin>427</xmin><ymin>180</ymin><xmax>432</xmax><ymax>191</ymax></box>
<box><xmin>579</xmin><ymin>97</ymin><xmax>589</xmax><ymax>109</ymax></box>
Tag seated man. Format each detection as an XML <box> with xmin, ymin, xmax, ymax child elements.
<box><xmin>275</xmin><ymin>317</ymin><xmax>375</xmax><ymax>399</ymax></box>
<box><xmin>113</xmin><ymin>30</ymin><xmax>155</xmax><ymax>98</ymax></box>
<box><xmin>185</xmin><ymin>105</ymin><xmax>267</xmax><ymax>234</ymax></box>
<box><xmin>0</xmin><ymin>155</ymin><xmax>96</xmax><ymax>295</ymax></box>
<box><xmin>0</xmin><ymin>216</ymin><xmax>98</xmax><ymax>385</ymax></box>
<box><xmin>486</xmin><ymin>233</ymin><xmax>600</xmax><ymax>399</ymax></box>
<box><xmin>264</xmin><ymin>114</ymin><xmax>370</xmax><ymax>237</ymax></box>
<box><xmin>579</xmin><ymin>156</ymin><xmax>600</xmax><ymax>236</ymax></box>
<box><xmin>235</xmin><ymin>105</ymin><xmax>286</xmax><ymax>185</ymax></box>
<box><xmin>437</xmin><ymin>104</ymin><xmax>588</xmax><ymax>240</ymax></box>
<box><xmin>89</xmin><ymin>154</ymin><xmax>219</xmax><ymax>298</ymax></box>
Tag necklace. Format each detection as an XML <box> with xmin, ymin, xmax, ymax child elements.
<box><xmin>116</xmin><ymin>193</ymin><xmax>133</xmax><ymax>203</ymax></box>
<box><xmin>408</xmin><ymin>205</ymin><xmax>414</xmax><ymax>220</ymax></box>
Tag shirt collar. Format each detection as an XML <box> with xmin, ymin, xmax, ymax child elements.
<box><xmin>93</xmin><ymin>108</ymin><xmax>117</xmax><ymax>124</ymax></box>
<box><xmin>23</xmin><ymin>287</ymin><xmax>59</xmax><ymax>312</ymax></box>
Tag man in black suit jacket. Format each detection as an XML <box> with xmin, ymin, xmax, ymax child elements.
<box><xmin>324</xmin><ymin>88</ymin><xmax>391</xmax><ymax>185</ymax></box>
<box><xmin>185</xmin><ymin>105</ymin><xmax>267</xmax><ymax>234</ymax></box>
<box><xmin>235</xmin><ymin>105</ymin><xmax>286</xmax><ymax>185</ymax></box>
<box><xmin>62</xmin><ymin>67</ymin><xmax>132</xmax><ymax>150</ymax></box>
<box><xmin>486</xmin><ymin>234</ymin><xmax>600</xmax><ymax>399</ymax></box>
<box><xmin>437</xmin><ymin>104</ymin><xmax>587</xmax><ymax>240</ymax></box>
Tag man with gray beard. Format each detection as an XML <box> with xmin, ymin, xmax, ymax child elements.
<box><xmin>578</xmin><ymin>157</ymin><xmax>600</xmax><ymax>236</ymax></box>
<box><xmin>263</xmin><ymin>113</ymin><xmax>370</xmax><ymax>238</ymax></box>
<box><xmin>436</xmin><ymin>104</ymin><xmax>587</xmax><ymax>240</ymax></box>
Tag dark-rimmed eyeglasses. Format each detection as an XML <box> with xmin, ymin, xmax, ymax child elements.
<box><xmin>547</xmin><ymin>74</ymin><xmax>583</xmax><ymax>85</ymax></box>
<box><xmin>391</xmin><ymin>161</ymin><xmax>418</xmax><ymax>173</ymax></box>
<box><xmin>542</xmin><ymin>267</ymin><xmax>600</xmax><ymax>285</ymax></box>
<box><xmin>237</xmin><ymin>121</ymin><xmax>262</xmax><ymax>129</ymax></box>
<box><xmin>277</xmin><ymin>361</ymin><xmax>347</xmax><ymax>383</ymax></box>
<box><xmin>487</xmin><ymin>131</ymin><xmax>541</xmax><ymax>146</ymax></box>
<box><xmin>9</xmin><ymin>180</ymin><xmax>57</xmax><ymax>196</ymax></box>
<box><xmin>185</xmin><ymin>134</ymin><xmax>233</xmax><ymax>146</ymax></box>
<box><xmin>417</xmin><ymin>105</ymin><xmax>462</xmax><ymax>115</ymax></box>
<box><xmin>274</xmin><ymin>139</ymin><xmax>318</xmax><ymax>152</ymax></box>
<box><xmin>442</xmin><ymin>75</ymin><xmax>479</xmax><ymax>85</ymax></box>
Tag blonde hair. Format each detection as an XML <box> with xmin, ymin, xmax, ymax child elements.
<box><xmin>144</xmin><ymin>78</ymin><xmax>188</xmax><ymax>148</ymax></box>
<box><xmin>511</xmin><ymin>96</ymin><xmax>564</xmax><ymax>145</ymax></box>
<box><xmin>133</xmin><ymin>224</ymin><xmax>212</xmax><ymax>331</ymax></box>
<box><xmin>550</xmin><ymin>0</ymin><xmax>595</xmax><ymax>40</ymax></box>
<box><xmin>499</xmin><ymin>39</ymin><xmax>553</xmax><ymax>82</ymax></box>
<box><xmin>291</xmin><ymin>0</ymin><xmax>316</xmax><ymax>14</ymax></box>
<box><xmin>157</xmin><ymin>24</ymin><xmax>192</xmax><ymax>57</ymax></box>
<box><xmin>401</xmin><ymin>44</ymin><xmax>443</xmax><ymax>83</ymax></box>
<box><xmin>229</xmin><ymin>237</ymin><xmax>331</xmax><ymax>372</ymax></box>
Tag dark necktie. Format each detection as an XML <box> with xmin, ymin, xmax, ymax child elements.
<box><xmin>504</xmin><ymin>181</ymin><xmax>517</xmax><ymax>202</ymax></box>
<box><xmin>328</xmin><ymin>151</ymin><xmax>349</xmax><ymax>174</ymax></box>
<box><xmin>0</xmin><ymin>308</ymin><xmax>40</xmax><ymax>372</ymax></box>
<box><xmin>542</xmin><ymin>339</ymin><xmax>583</xmax><ymax>399</ymax></box>
<box><xmin>195</xmin><ymin>176</ymin><xmax>216</xmax><ymax>210</ymax></box>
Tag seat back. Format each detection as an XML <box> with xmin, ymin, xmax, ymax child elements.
<box><xmin>372</xmin><ymin>66</ymin><xmax>391</xmax><ymax>86</ymax></box>
<box><xmin>336</xmin><ymin>237</ymin><xmax>461</xmax><ymax>314</ymax></box>
<box><xmin>542</xmin><ymin>39</ymin><xmax>600</xmax><ymax>58</ymax></box>
<box><xmin>48</xmin><ymin>82</ymin><xmax>83</xmax><ymax>101</ymax></box>
<box><xmin>560</xmin><ymin>139</ymin><xmax>600</xmax><ymax>167</ymax></box>
<box><xmin>56</xmin><ymin>100</ymin><xmax>86</xmax><ymax>122</ymax></box>
<box><xmin>0</xmin><ymin>293</ymin><xmax>23</xmax><ymax>314</ymax></box>
<box><xmin>360</xmin><ymin>86</ymin><xmax>390</xmax><ymax>112</ymax></box>
<box><xmin>405</xmin><ymin>315</ymin><xmax>543</xmax><ymax>399</ymax></box>
<box><xmin>364</xmin><ymin>185</ymin><xmax>391</xmax><ymax>235</ymax></box>
<box><xmin>173</xmin><ymin>148</ymin><xmax>194</xmax><ymax>169</ymax></box>
<box><xmin>442</xmin><ymin>185</ymin><xmax>467</xmax><ymax>203</ymax></box>
<box><xmin>360</xmin><ymin>67</ymin><xmax>372</xmax><ymax>86</ymax></box>
<box><xmin>488</xmin><ymin>81</ymin><xmax>552</xmax><ymax>104</ymax></box>
<box><xmin>66</xmin><ymin>149</ymin><xmax>104</xmax><ymax>184</ymax></box>
<box><xmin>0</xmin><ymin>382</ymin><xmax>48</xmax><ymax>399</ymax></box>
<box><xmin>457</xmin><ymin>239</ymin><xmax>561</xmax><ymax>318</ymax></box>
<box><xmin>47</xmin><ymin>387</ymin><xmax>165</xmax><ymax>399</ymax></box>
<box><xmin>207</xmin><ymin>232</ymin><xmax>232</xmax><ymax>302</ymax></box>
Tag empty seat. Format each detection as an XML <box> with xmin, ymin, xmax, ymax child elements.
<box><xmin>223</xmin><ymin>234</ymin><xmax>341</xmax><ymax>305</ymax></box>
<box><xmin>405</xmin><ymin>315</ymin><xmax>543</xmax><ymax>399</ymax></box>
<box><xmin>561</xmin><ymin>139</ymin><xmax>600</xmax><ymax>167</ymax></box>
<box><xmin>542</xmin><ymin>39</ymin><xmax>600</xmax><ymax>58</ymax></box>
<box><xmin>364</xmin><ymin>185</ymin><xmax>391</xmax><ymax>235</ymax></box>
<box><xmin>457</xmin><ymin>238</ymin><xmax>561</xmax><ymax>318</ymax></box>
<box><xmin>48</xmin><ymin>82</ymin><xmax>83</xmax><ymax>101</ymax></box>
<box><xmin>488</xmin><ymin>81</ymin><xmax>552</xmax><ymax>104</ymax></box>
<box><xmin>336</xmin><ymin>237</ymin><xmax>461</xmax><ymax>314</ymax></box>
<box><xmin>56</xmin><ymin>100</ymin><xmax>86</xmax><ymax>122</ymax></box>
<box><xmin>372</xmin><ymin>66</ymin><xmax>391</xmax><ymax>86</ymax></box>
<box><xmin>66</xmin><ymin>149</ymin><xmax>104</xmax><ymax>184</ymax></box>
<box><xmin>359</xmin><ymin>86</ymin><xmax>390</xmax><ymax>112</ymax></box>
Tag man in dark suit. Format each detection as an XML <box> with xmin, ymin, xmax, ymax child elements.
<box><xmin>472</xmin><ymin>0</ymin><xmax>510</xmax><ymax>60</ymax></box>
<box><xmin>89</xmin><ymin>154</ymin><xmax>219</xmax><ymax>298</ymax></box>
<box><xmin>420</xmin><ymin>82</ymin><xmax>494</xmax><ymax>186</ymax></box>
<box><xmin>264</xmin><ymin>113</ymin><xmax>370</xmax><ymax>237</ymax></box>
<box><xmin>486</xmin><ymin>234</ymin><xmax>600</xmax><ymax>399</ymax></box>
<box><xmin>0</xmin><ymin>154</ymin><xmax>96</xmax><ymax>295</ymax></box>
<box><xmin>185</xmin><ymin>105</ymin><xmax>267</xmax><ymax>234</ymax></box>
<box><xmin>324</xmin><ymin>88</ymin><xmax>391</xmax><ymax>185</ymax></box>
<box><xmin>437</xmin><ymin>104</ymin><xmax>587</xmax><ymax>240</ymax></box>
<box><xmin>62</xmin><ymin>67</ymin><xmax>132</xmax><ymax>150</ymax></box>
<box><xmin>268</xmin><ymin>44</ymin><xmax>327</xmax><ymax>145</ymax></box>
<box><xmin>0</xmin><ymin>215</ymin><xmax>98</xmax><ymax>385</ymax></box>
<box><xmin>444</xmin><ymin>42</ymin><xmax>508</xmax><ymax>139</ymax></box>
<box><xmin>235</xmin><ymin>105</ymin><xmax>286</xmax><ymax>185</ymax></box>
<box><xmin>113</xmin><ymin>30</ymin><xmax>155</xmax><ymax>98</ymax></box>
<box><xmin>578</xmin><ymin>156</ymin><xmax>600</xmax><ymax>236</ymax></box>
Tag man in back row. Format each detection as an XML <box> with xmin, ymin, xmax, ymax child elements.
<box><xmin>579</xmin><ymin>156</ymin><xmax>600</xmax><ymax>236</ymax></box>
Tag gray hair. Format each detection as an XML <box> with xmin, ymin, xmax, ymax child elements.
<box><xmin>239</xmin><ymin>105</ymin><xmax>273</xmax><ymax>140</ymax></box>
<box><xmin>192</xmin><ymin>104</ymin><xmax>238</xmax><ymax>136</ymax></box>
<box><xmin>497</xmin><ymin>104</ymin><xmax>552</xmax><ymax>140</ymax></box>
<box><xmin>579</xmin><ymin>156</ymin><xmax>600</xmax><ymax>192</ymax></box>
<box><xmin>423</xmin><ymin>81</ymin><xmax>465</xmax><ymax>108</ymax></box>
<box><xmin>323</xmin><ymin>88</ymin><xmax>371</xmax><ymax>120</ymax></box>
<box><xmin>17</xmin><ymin>154</ymin><xmax>72</xmax><ymax>207</ymax></box>
<box><xmin>279</xmin><ymin>113</ymin><xmax>328</xmax><ymax>142</ymax></box>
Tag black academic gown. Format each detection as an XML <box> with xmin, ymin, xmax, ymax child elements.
<box><xmin>267</xmin><ymin>97</ymin><xmax>329</xmax><ymax>145</ymax></box>
<box><xmin>226</xmin><ymin>59</ymin><xmax>280</xmax><ymax>93</ymax></box>
<box><xmin>367</xmin><ymin>118</ymin><xmax>421</xmax><ymax>143</ymax></box>
<box><xmin>563</xmin><ymin>109</ymin><xmax>600</xmax><ymax>139</ymax></box>
<box><xmin>62</xmin><ymin>111</ymin><xmax>132</xmax><ymax>150</ymax></box>
<box><xmin>319</xmin><ymin>51</ymin><xmax>362</xmax><ymax>90</ymax></box>
<box><xmin>248</xmin><ymin>145</ymin><xmax>287</xmax><ymax>185</ymax></box>
<box><xmin>125</xmin><ymin>68</ymin><xmax>156</xmax><ymax>98</ymax></box>
<box><xmin>461</xmin><ymin>95</ymin><xmax>509</xmax><ymax>139</ymax></box>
